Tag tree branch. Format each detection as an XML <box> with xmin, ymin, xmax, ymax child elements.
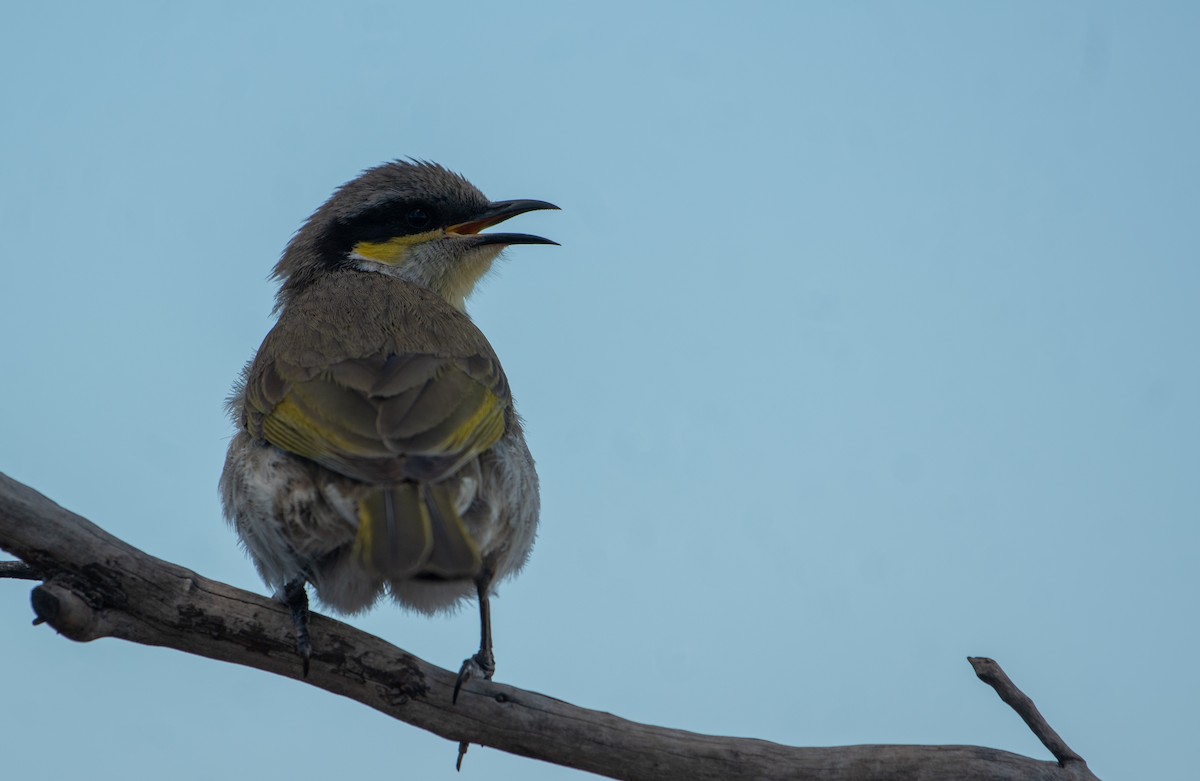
<box><xmin>0</xmin><ymin>560</ymin><xmax>40</xmax><ymax>580</ymax></box>
<box><xmin>0</xmin><ymin>471</ymin><xmax>1100</xmax><ymax>781</ymax></box>
<box><xmin>969</xmin><ymin>657</ymin><xmax>1087</xmax><ymax>767</ymax></box>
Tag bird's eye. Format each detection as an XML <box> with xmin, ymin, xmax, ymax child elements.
<box><xmin>406</xmin><ymin>207</ymin><xmax>431</xmax><ymax>229</ymax></box>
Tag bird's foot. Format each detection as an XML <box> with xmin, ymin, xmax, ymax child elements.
<box><xmin>281</xmin><ymin>579</ymin><xmax>312</xmax><ymax>677</ymax></box>
<box><xmin>453</xmin><ymin>649</ymin><xmax>495</xmax><ymax>705</ymax></box>
<box><xmin>452</xmin><ymin>649</ymin><xmax>496</xmax><ymax>769</ymax></box>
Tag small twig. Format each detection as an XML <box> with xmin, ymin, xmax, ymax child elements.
<box><xmin>968</xmin><ymin>656</ymin><xmax>1086</xmax><ymax>767</ymax></box>
<box><xmin>0</xmin><ymin>560</ymin><xmax>41</xmax><ymax>580</ymax></box>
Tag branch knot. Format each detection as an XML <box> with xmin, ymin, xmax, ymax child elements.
<box><xmin>31</xmin><ymin>581</ymin><xmax>103</xmax><ymax>642</ymax></box>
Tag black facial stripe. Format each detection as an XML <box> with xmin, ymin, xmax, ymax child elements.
<box><xmin>320</xmin><ymin>199</ymin><xmax>483</xmax><ymax>257</ymax></box>
<box><xmin>331</xmin><ymin>201</ymin><xmax>438</xmax><ymax>248</ymax></box>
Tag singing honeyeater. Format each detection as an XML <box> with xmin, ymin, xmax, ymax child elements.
<box><xmin>219</xmin><ymin>160</ymin><xmax>556</xmax><ymax>696</ymax></box>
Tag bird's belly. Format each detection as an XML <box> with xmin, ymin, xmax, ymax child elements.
<box><xmin>219</xmin><ymin>432</ymin><xmax>358</xmax><ymax>591</ymax></box>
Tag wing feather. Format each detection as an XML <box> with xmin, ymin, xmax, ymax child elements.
<box><xmin>248</xmin><ymin>350</ymin><xmax>508</xmax><ymax>484</ymax></box>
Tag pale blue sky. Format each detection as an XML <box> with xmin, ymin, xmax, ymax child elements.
<box><xmin>2</xmin><ymin>3</ymin><xmax>1197</xmax><ymax>779</ymax></box>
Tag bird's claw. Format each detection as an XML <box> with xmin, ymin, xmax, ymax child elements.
<box><xmin>453</xmin><ymin>652</ymin><xmax>494</xmax><ymax>771</ymax></box>
<box><xmin>453</xmin><ymin>651</ymin><xmax>495</xmax><ymax>705</ymax></box>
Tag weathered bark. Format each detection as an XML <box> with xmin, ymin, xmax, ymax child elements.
<box><xmin>0</xmin><ymin>471</ymin><xmax>1100</xmax><ymax>781</ymax></box>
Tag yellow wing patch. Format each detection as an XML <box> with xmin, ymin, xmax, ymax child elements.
<box><xmin>253</xmin><ymin>355</ymin><xmax>509</xmax><ymax>485</ymax></box>
<box><xmin>443</xmin><ymin>391</ymin><xmax>506</xmax><ymax>454</ymax></box>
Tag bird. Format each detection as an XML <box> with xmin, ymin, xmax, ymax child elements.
<box><xmin>219</xmin><ymin>160</ymin><xmax>556</xmax><ymax>702</ymax></box>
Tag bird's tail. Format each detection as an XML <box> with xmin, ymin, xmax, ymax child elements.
<box><xmin>352</xmin><ymin>482</ymin><xmax>482</xmax><ymax>579</ymax></box>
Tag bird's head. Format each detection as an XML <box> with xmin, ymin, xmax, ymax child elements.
<box><xmin>274</xmin><ymin>160</ymin><xmax>558</xmax><ymax>311</ymax></box>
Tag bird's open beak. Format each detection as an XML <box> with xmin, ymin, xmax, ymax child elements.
<box><xmin>447</xmin><ymin>199</ymin><xmax>560</xmax><ymax>246</ymax></box>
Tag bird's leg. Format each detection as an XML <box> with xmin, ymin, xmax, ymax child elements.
<box><xmin>453</xmin><ymin>570</ymin><xmax>496</xmax><ymax>703</ymax></box>
<box><xmin>453</xmin><ymin>569</ymin><xmax>496</xmax><ymax>770</ymax></box>
<box><xmin>281</xmin><ymin>578</ymin><xmax>312</xmax><ymax>677</ymax></box>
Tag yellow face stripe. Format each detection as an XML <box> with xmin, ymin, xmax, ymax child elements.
<box><xmin>351</xmin><ymin>229</ymin><xmax>443</xmax><ymax>265</ymax></box>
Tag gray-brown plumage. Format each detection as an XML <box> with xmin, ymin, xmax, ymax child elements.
<box><xmin>219</xmin><ymin>160</ymin><xmax>556</xmax><ymax>690</ymax></box>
